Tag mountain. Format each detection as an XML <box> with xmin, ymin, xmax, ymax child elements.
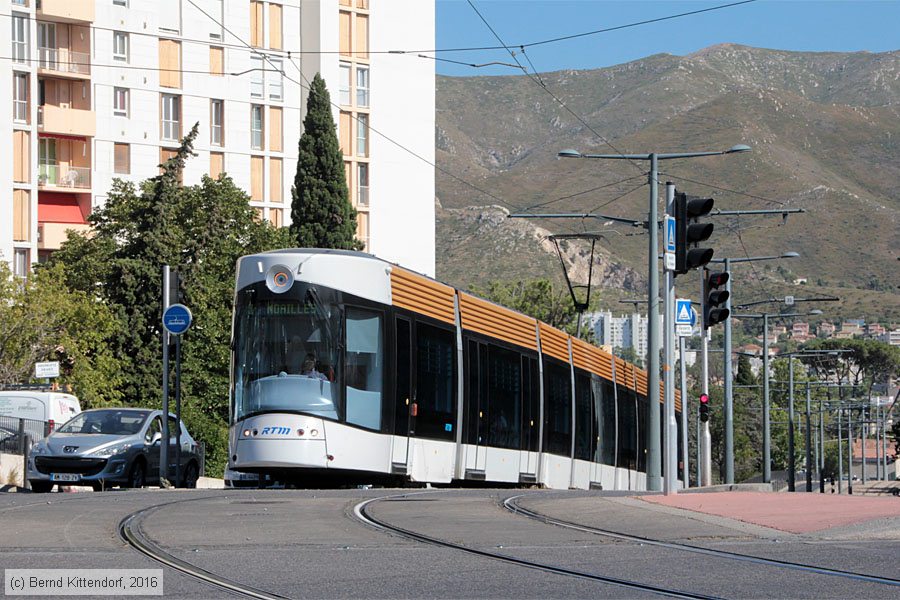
<box><xmin>434</xmin><ymin>44</ymin><xmax>900</xmax><ymax>322</ymax></box>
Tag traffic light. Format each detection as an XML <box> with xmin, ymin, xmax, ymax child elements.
<box><xmin>674</xmin><ymin>192</ymin><xmax>715</xmax><ymax>275</ymax></box>
<box><xmin>699</xmin><ymin>393</ymin><xmax>710</xmax><ymax>422</ymax></box>
<box><xmin>702</xmin><ymin>269</ymin><xmax>730</xmax><ymax>329</ymax></box>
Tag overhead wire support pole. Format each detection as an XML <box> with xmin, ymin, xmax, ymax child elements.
<box><xmin>711</xmin><ymin>208</ymin><xmax>806</xmax><ymax>216</ymax></box>
<box><xmin>663</xmin><ymin>181</ymin><xmax>677</xmax><ymax>494</ymax></box>
<box><xmin>680</xmin><ymin>335</ymin><xmax>689</xmax><ymax>488</ymax></box>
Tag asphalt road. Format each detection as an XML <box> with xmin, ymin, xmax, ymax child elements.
<box><xmin>1</xmin><ymin>488</ymin><xmax>898</xmax><ymax>599</ymax></box>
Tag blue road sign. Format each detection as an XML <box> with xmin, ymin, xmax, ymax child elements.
<box><xmin>665</xmin><ymin>215</ymin><xmax>676</xmax><ymax>254</ymax></box>
<box><xmin>163</xmin><ymin>303</ymin><xmax>192</xmax><ymax>335</ymax></box>
<box><xmin>676</xmin><ymin>299</ymin><xmax>693</xmax><ymax>325</ymax></box>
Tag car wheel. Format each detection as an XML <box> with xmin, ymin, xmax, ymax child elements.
<box><xmin>92</xmin><ymin>482</ymin><xmax>105</xmax><ymax>492</ymax></box>
<box><xmin>29</xmin><ymin>481</ymin><xmax>54</xmax><ymax>493</ymax></box>
<box><xmin>182</xmin><ymin>463</ymin><xmax>199</xmax><ymax>489</ymax></box>
<box><xmin>127</xmin><ymin>460</ymin><xmax>146</xmax><ymax>489</ymax></box>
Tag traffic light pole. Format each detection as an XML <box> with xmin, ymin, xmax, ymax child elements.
<box><xmin>788</xmin><ymin>356</ymin><xmax>796</xmax><ymax>492</ymax></box>
<box><xmin>679</xmin><ymin>335</ymin><xmax>689</xmax><ymax>488</ymax></box>
<box><xmin>663</xmin><ymin>182</ymin><xmax>677</xmax><ymax>494</ymax></box>
<box><xmin>700</xmin><ymin>311</ymin><xmax>711</xmax><ymax>486</ymax></box>
<box><xmin>723</xmin><ymin>257</ymin><xmax>734</xmax><ymax>484</ymax></box>
<box><xmin>763</xmin><ymin>313</ymin><xmax>771</xmax><ymax>483</ymax></box>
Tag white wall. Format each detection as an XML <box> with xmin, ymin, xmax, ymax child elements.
<box><xmin>368</xmin><ymin>0</ymin><xmax>435</xmax><ymax>276</ymax></box>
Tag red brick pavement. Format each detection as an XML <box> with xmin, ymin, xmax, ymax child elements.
<box><xmin>642</xmin><ymin>492</ymin><xmax>900</xmax><ymax>534</ymax></box>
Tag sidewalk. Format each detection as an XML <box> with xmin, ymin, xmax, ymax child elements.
<box><xmin>643</xmin><ymin>491</ymin><xmax>900</xmax><ymax>534</ymax></box>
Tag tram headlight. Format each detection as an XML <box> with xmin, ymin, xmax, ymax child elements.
<box><xmin>265</xmin><ymin>264</ymin><xmax>294</xmax><ymax>294</ymax></box>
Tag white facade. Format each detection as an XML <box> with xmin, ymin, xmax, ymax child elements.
<box><xmin>2</xmin><ymin>0</ymin><xmax>436</xmax><ymax>277</ymax></box>
<box><xmin>586</xmin><ymin>311</ymin><xmax>663</xmax><ymax>363</ymax></box>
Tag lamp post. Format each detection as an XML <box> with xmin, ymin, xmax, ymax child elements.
<box><xmin>732</xmin><ymin>309</ymin><xmax>822</xmax><ymax>483</ymax></box>
<box><xmin>709</xmin><ymin>252</ymin><xmax>799</xmax><ymax>484</ymax></box>
<box><xmin>558</xmin><ymin>144</ymin><xmax>750</xmax><ymax>492</ymax></box>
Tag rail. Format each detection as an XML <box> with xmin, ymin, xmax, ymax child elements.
<box><xmin>38</xmin><ymin>48</ymin><xmax>91</xmax><ymax>76</ymax></box>
<box><xmin>38</xmin><ymin>161</ymin><xmax>91</xmax><ymax>190</ymax></box>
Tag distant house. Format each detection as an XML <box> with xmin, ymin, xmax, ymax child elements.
<box><xmin>818</xmin><ymin>322</ymin><xmax>836</xmax><ymax>338</ymax></box>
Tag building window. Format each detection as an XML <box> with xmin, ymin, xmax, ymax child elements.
<box><xmin>113</xmin><ymin>31</ymin><xmax>129</xmax><ymax>62</ymax></box>
<box><xmin>14</xmin><ymin>248</ymin><xmax>30</xmax><ymax>278</ymax></box>
<box><xmin>113</xmin><ymin>87</ymin><xmax>129</xmax><ymax>117</ymax></box>
<box><xmin>209</xmin><ymin>46</ymin><xmax>224</xmax><ymax>76</ymax></box>
<box><xmin>250</xmin><ymin>1</ymin><xmax>264</xmax><ymax>48</ymax></box>
<box><xmin>269</xmin><ymin>106</ymin><xmax>282</xmax><ymax>152</ymax></box>
<box><xmin>250</xmin><ymin>55</ymin><xmax>264</xmax><ymax>98</ymax></box>
<box><xmin>114</xmin><ymin>143</ymin><xmax>130</xmax><ymax>174</ymax></box>
<box><xmin>210</xmin><ymin>151</ymin><xmax>224</xmax><ymax>179</ymax></box>
<box><xmin>268</xmin><ymin>58</ymin><xmax>283</xmax><ymax>101</ymax></box>
<box><xmin>339</xmin><ymin>63</ymin><xmax>351</xmax><ymax>105</ymax></box>
<box><xmin>269</xmin><ymin>2</ymin><xmax>282</xmax><ymax>50</ymax></box>
<box><xmin>161</xmin><ymin>94</ymin><xmax>181</xmax><ymax>141</ymax></box>
<box><xmin>251</xmin><ymin>105</ymin><xmax>264</xmax><ymax>150</ymax></box>
<box><xmin>12</xmin><ymin>14</ymin><xmax>29</xmax><ymax>64</ymax></box>
<box><xmin>159</xmin><ymin>39</ymin><xmax>182</xmax><ymax>88</ymax></box>
<box><xmin>13</xmin><ymin>73</ymin><xmax>28</xmax><ymax>123</ymax></box>
<box><xmin>210</xmin><ymin>99</ymin><xmax>223</xmax><ymax>146</ymax></box>
<box><xmin>356</xmin><ymin>66</ymin><xmax>369</xmax><ymax>107</ymax></box>
<box><xmin>250</xmin><ymin>155</ymin><xmax>264</xmax><ymax>201</ymax></box>
<box><xmin>357</xmin><ymin>163</ymin><xmax>369</xmax><ymax>207</ymax></box>
<box><xmin>37</xmin><ymin>22</ymin><xmax>57</xmax><ymax>70</ymax></box>
<box><xmin>356</xmin><ymin>113</ymin><xmax>368</xmax><ymax>157</ymax></box>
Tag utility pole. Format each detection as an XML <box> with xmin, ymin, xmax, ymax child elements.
<box><xmin>663</xmin><ymin>182</ymin><xmax>677</xmax><ymax>494</ymax></box>
<box><xmin>788</xmin><ymin>356</ymin><xmax>796</xmax><ymax>492</ymax></box>
<box><xmin>700</xmin><ymin>321</ymin><xmax>711</xmax><ymax>486</ymax></box>
<box><xmin>847</xmin><ymin>407</ymin><xmax>854</xmax><ymax>495</ymax></box>
<box><xmin>819</xmin><ymin>397</ymin><xmax>825</xmax><ymax>493</ymax></box>
<box><xmin>679</xmin><ymin>336</ymin><xmax>689</xmax><ymax>488</ymax></box>
<box><xmin>805</xmin><ymin>381</ymin><xmax>813</xmax><ymax>492</ymax></box>
<box><xmin>837</xmin><ymin>407</ymin><xmax>843</xmax><ymax>494</ymax></box>
<box><xmin>763</xmin><ymin>313</ymin><xmax>771</xmax><ymax>483</ymax></box>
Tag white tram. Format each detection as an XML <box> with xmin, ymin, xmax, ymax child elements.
<box><xmin>228</xmin><ymin>249</ymin><xmax>684</xmax><ymax>490</ymax></box>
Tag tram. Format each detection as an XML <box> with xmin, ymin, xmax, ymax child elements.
<box><xmin>228</xmin><ymin>249</ymin><xmax>683</xmax><ymax>490</ymax></box>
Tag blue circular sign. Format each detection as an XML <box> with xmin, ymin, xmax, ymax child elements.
<box><xmin>163</xmin><ymin>303</ymin><xmax>192</xmax><ymax>335</ymax></box>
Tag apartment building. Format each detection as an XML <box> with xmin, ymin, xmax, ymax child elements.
<box><xmin>2</xmin><ymin>0</ymin><xmax>436</xmax><ymax>278</ymax></box>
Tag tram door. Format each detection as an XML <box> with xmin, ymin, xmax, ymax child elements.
<box><xmin>464</xmin><ymin>340</ymin><xmax>488</xmax><ymax>474</ymax></box>
<box><xmin>391</xmin><ymin>317</ymin><xmax>413</xmax><ymax>471</ymax></box>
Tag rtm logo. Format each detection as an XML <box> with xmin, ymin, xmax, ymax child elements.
<box><xmin>260</xmin><ymin>426</ymin><xmax>291</xmax><ymax>435</ymax></box>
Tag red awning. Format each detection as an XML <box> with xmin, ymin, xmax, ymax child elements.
<box><xmin>38</xmin><ymin>132</ymin><xmax>89</xmax><ymax>142</ymax></box>
<box><xmin>38</xmin><ymin>192</ymin><xmax>89</xmax><ymax>224</ymax></box>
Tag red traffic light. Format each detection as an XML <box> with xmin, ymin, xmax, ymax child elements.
<box><xmin>707</xmin><ymin>272</ymin><xmax>729</xmax><ymax>288</ymax></box>
<box><xmin>699</xmin><ymin>393</ymin><xmax>709</xmax><ymax>404</ymax></box>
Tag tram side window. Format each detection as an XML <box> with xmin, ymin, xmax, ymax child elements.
<box><xmin>486</xmin><ymin>344</ymin><xmax>521</xmax><ymax>450</ymax></box>
<box><xmin>574</xmin><ymin>372</ymin><xmax>592</xmax><ymax>461</ymax></box>
<box><xmin>345</xmin><ymin>308</ymin><xmax>383</xmax><ymax>430</ymax></box>
<box><xmin>617</xmin><ymin>384</ymin><xmax>637</xmax><ymax>471</ymax></box>
<box><xmin>415</xmin><ymin>323</ymin><xmax>456</xmax><ymax>441</ymax></box>
<box><xmin>597</xmin><ymin>379</ymin><xmax>616</xmax><ymax>466</ymax></box>
<box><xmin>543</xmin><ymin>361</ymin><xmax>571</xmax><ymax>457</ymax></box>
<box><xmin>521</xmin><ymin>356</ymin><xmax>539</xmax><ymax>452</ymax></box>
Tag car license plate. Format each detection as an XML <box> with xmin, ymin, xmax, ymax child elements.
<box><xmin>51</xmin><ymin>473</ymin><xmax>80</xmax><ymax>482</ymax></box>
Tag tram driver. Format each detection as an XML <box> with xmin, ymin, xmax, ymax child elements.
<box><xmin>300</xmin><ymin>353</ymin><xmax>328</xmax><ymax>381</ymax></box>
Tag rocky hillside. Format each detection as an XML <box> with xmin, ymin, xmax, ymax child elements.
<box><xmin>435</xmin><ymin>45</ymin><xmax>900</xmax><ymax>320</ymax></box>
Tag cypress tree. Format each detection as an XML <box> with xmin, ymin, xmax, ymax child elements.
<box><xmin>290</xmin><ymin>73</ymin><xmax>363</xmax><ymax>250</ymax></box>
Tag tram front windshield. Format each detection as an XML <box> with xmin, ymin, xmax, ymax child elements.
<box><xmin>232</xmin><ymin>284</ymin><xmax>342</xmax><ymax>422</ymax></box>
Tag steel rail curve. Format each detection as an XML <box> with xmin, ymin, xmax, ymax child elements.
<box><xmin>353</xmin><ymin>494</ymin><xmax>721</xmax><ymax>600</ymax></box>
<box><xmin>503</xmin><ymin>495</ymin><xmax>900</xmax><ymax>588</ymax></box>
<box><xmin>118</xmin><ymin>496</ymin><xmax>289</xmax><ymax>600</ymax></box>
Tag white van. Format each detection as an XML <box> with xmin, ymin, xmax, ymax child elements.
<box><xmin>0</xmin><ymin>391</ymin><xmax>81</xmax><ymax>434</ymax></box>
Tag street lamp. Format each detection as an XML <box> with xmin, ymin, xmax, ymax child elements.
<box><xmin>559</xmin><ymin>144</ymin><xmax>751</xmax><ymax>492</ymax></box>
<box><xmin>708</xmin><ymin>252</ymin><xmax>800</xmax><ymax>484</ymax></box>
<box><xmin>732</xmin><ymin>308</ymin><xmax>823</xmax><ymax>483</ymax></box>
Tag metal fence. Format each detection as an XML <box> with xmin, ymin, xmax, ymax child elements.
<box><xmin>0</xmin><ymin>416</ymin><xmax>47</xmax><ymax>455</ymax></box>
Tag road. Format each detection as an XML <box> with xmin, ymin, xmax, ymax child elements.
<box><xmin>1</xmin><ymin>488</ymin><xmax>899</xmax><ymax>598</ymax></box>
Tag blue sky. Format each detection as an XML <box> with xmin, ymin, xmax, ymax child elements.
<box><xmin>433</xmin><ymin>1</ymin><xmax>900</xmax><ymax>77</ymax></box>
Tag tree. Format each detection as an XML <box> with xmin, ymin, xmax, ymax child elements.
<box><xmin>51</xmin><ymin>124</ymin><xmax>293</xmax><ymax>474</ymax></box>
<box><xmin>291</xmin><ymin>73</ymin><xmax>363</xmax><ymax>250</ymax></box>
<box><xmin>0</xmin><ymin>262</ymin><xmax>124</xmax><ymax>406</ymax></box>
<box><xmin>469</xmin><ymin>279</ymin><xmax>581</xmax><ymax>336</ymax></box>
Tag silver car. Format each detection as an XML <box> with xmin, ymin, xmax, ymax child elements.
<box><xmin>27</xmin><ymin>408</ymin><xmax>201</xmax><ymax>492</ymax></box>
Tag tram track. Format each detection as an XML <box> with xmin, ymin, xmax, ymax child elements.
<box><xmin>118</xmin><ymin>494</ymin><xmax>289</xmax><ymax>600</ymax></box>
<box><xmin>503</xmin><ymin>494</ymin><xmax>900</xmax><ymax>589</ymax></box>
<box><xmin>353</xmin><ymin>494</ymin><xmax>721</xmax><ymax>600</ymax></box>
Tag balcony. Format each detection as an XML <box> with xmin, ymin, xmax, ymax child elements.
<box><xmin>38</xmin><ymin>48</ymin><xmax>91</xmax><ymax>79</ymax></box>
<box><xmin>38</xmin><ymin>222</ymin><xmax>91</xmax><ymax>251</ymax></box>
<box><xmin>38</xmin><ymin>105</ymin><xmax>95</xmax><ymax>138</ymax></box>
<box><xmin>36</xmin><ymin>0</ymin><xmax>94</xmax><ymax>23</ymax></box>
<box><xmin>38</xmin><ymin>163</ymin><xmax>91</xmax><ymax>191</ymax></box>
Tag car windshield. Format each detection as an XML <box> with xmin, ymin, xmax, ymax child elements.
<box><xmin>56</xmin><ymin>410</ymin><xmax>150</xmax><ymax>435</ymax></box>
<box><xmin>232</xmin><ymin>283</ymin><xmax>343</xmax><ymax>422</ymax></box>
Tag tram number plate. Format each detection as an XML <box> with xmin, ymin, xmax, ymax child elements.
<box><xmin>51</xmin><ymin>473</ymin><xmax>80</xmax><ymax>482</ymax></box>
